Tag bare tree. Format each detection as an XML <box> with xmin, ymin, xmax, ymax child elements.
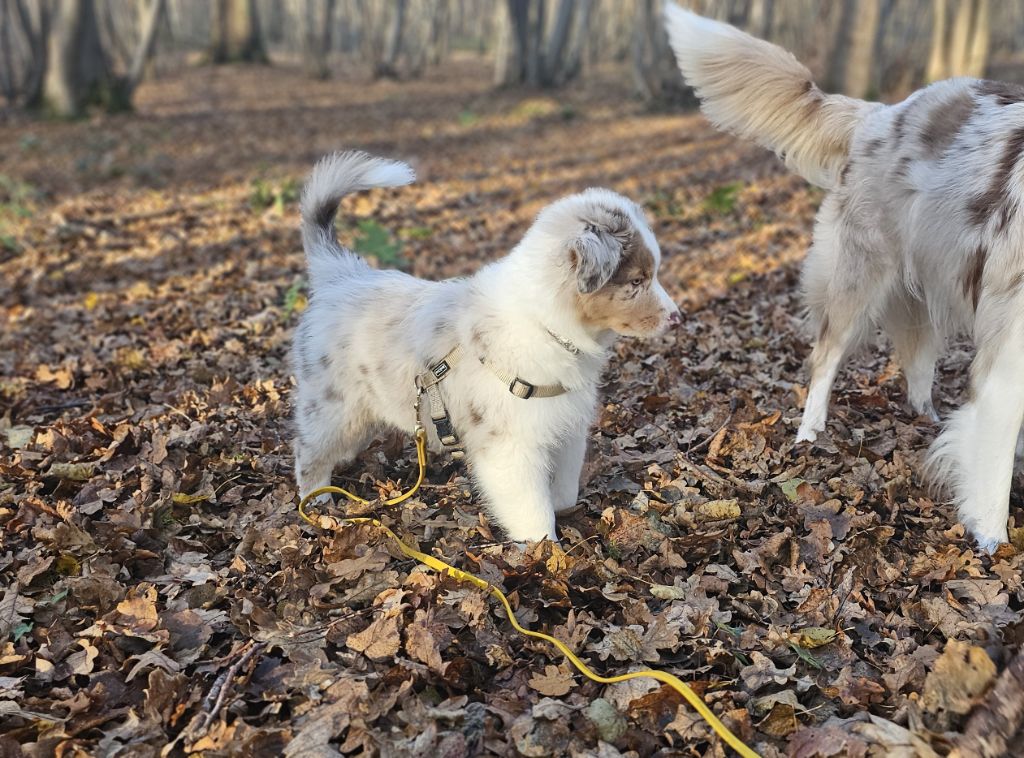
<box><xmin>300</xmin><ymin>0</ymin><xmax>336</xmax><ymax>78</ymax></box>
<box><xmin>493</xmin><ymin>0</ymin><xmax>594</xmax><ymax>88</ymax></box>
<box><xmin>209</xmin><ymin>0</ymin><xmax>267</xmax><ymax>63</ymax></box>
<box><xmin>42</xmin><ymin>0</ymin><xmax>165</xmax><ymax>117</ymax></box>
<box><xmin>375</xmin><ymin>0</ymin><xmax>408</xmax><ymax>78</ymax></box>
<box><xmin>0</xmin><ymin>0</ymin><xmax>48</xmax><ymax>107</ymax></box>
<box><xmin>928</xmin><ymin>0</ymin><xmax>990</xmax><ymax>81</ymax></box>
<box><xmin>632</xmin><ymin>0</ymin><xmax>692</xmax><ymax>104</ymax></box>
<box><xmin>826</xmin><ymin>0</ymin><xmax>880</xmax><ymax>97</ymax></box>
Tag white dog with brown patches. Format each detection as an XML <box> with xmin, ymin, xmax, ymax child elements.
<box><xmin>664</xmin><ymin>5</ymin><xmax>1024</xmax><ymax>551</ymax></box>
<box><xmin>292</xmin><ymin>151</ymin><xmax>680</xmax><ymax>542</ymax></box>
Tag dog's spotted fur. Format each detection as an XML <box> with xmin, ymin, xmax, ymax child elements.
<box><xmin>666</xmin><ymin>5</ymin><xmax>1024</xmax><ymax>551</ymax></box>
<box><xmin>292</xmin><ymin>151</ymin><xmax>679</xmax><ymax>541</ymax></box>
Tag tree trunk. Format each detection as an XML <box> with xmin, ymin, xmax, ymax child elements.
<box><xmin>43</xmin><ymin>0</ymin><xmax>118</xmax><ymax>116</ymax></box>
<box><xmin>927</xmin><ymin>0</ymin><xmax>990</xmax><ymax>81</ymax></box>
<box><xmin>826</xmin><ymin>0</ymin><xmax>880</xmax><ymax>97</ymax></box>
<box><xmin>965</xmin><ymin>0</ymin><xmax>990</xmax><ymax>77</ymax></box>
<box><xmin>494</xmin><ymin>0</ymin><xmax>529</xmax><ymax>86</ymax></box>
<box><xmin>301</xmin><ymin>0</ymin><xmax>335</xmax><ymax>78</ymax></box>
<box><xmin>632</xmin><ymin>0</ymin><xmax>692</xmax><ymax>105</ymax></box>
<box><xmin>927</xmin><ymin>0</ymin><xmax>948</xmax><ymax>81</ymax></box>
<box><xmin>558</xmin><ymin>0</ymin><xmax>594</xmax><ymax>85</ymax></box>
<box><xmin>209</xmin><ymin>0</ymin><xmax>267</xmax><ymax>64</ymax></box>
<box><xmin>375</xmin><ymin>0</ymin><xmax>407</xmax><ymax>78</ymax></box>
<box><xmin>542</xmin><ymin>0</ymin><xmax>574</xmax><ymax>86</ymax></box>
<box><xmin>127</xmin><ymin>0</ymin><xmax>167</xmax><ymax>93</ymax></box>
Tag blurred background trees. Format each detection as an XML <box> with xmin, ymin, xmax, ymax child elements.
<box><xmin>1</xmin><ymin>0</ymin><xmax>1022</xmax><ymax>116</ymax></box>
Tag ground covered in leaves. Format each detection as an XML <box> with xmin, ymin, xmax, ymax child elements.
<box><xmin>2</xmin><ymin>58</ymin><xmax>1023</xmax><ymax>757</ymax></box>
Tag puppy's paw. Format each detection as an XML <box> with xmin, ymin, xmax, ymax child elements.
<box><xmin>795</xmin><ymin>425</ymin><xmax>819</xmax><ymax>444</ymax></box>
<box><xmin>972</xmin><ymin>531</ymin><xmax>1008</xmax><ymax>555</ymax></box>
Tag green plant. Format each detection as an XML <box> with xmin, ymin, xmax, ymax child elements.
<box><xmin>703</xmin><ymin>182</ymin><xmax>743</xmax><ymax>214</ymax></box>
<box><xmin>0</xmin><ymin>174</ymin><xmax>37</xmax><ymax>219</ymax></box>
<box><xmin>250</xmin><ymin>177</ymin><xmax>299</xmax><ymax>213</ymax></box>
<box><xmin>353</xmin><ymin>219</ymin><xmax>403</xmax><ymax>268</ymax></box>
<box><xmin>282</xmin><ymin>279</ymin><xmax>308</xmax><ymax>317</ymax></box>
<box><xmin>458</xmin><ymin>109</ymin><xmax>478</xmax><ymax>127</ymax></box>
<box><xmin>403</xmin><ymin>225</ymin><xmax>433</xmax><ymax>240</ymax></box>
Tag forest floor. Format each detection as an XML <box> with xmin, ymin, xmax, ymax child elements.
<box><xmin>2</xmin><ymin>57</ymin><xmax>1023</xmax><ymax>757</ymax></box>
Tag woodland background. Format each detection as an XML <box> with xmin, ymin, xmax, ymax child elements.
<box><xmin>3</xmin><ymin>1</ymin><xmax>1024</xmax><ymax>756</ymax></box>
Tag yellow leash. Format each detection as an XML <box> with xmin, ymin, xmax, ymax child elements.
<box><xmin>297</xmin><ymin>426</ymin><xmax>760</xmax><ymax>758</ymax></box>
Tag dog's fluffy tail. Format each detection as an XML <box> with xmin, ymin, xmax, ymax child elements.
<box><xmin>300</xmin><ymin>150</ymin><xmax>415</xmax><ymax>275</ymax></box>
<box><xmin>663</xmin><ymin>4</ymin><xmax>874</xmax><ymax>189</ymax></box>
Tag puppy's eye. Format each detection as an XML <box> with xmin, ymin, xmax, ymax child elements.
<box><xmin>630</xmin><ymin>277</ymin><xmax>645</xmax><ymax>287</ymax></box>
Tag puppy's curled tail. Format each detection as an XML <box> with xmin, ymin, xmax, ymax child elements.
<box><xmin>300</xmin><ymin>150</ymin><xmax>415</xmax><ymax>275</ymax></box>
<box><xmin>663</xmin><ymin>4</ymin><xmax>875</xmax><ymax>190</ymax></box>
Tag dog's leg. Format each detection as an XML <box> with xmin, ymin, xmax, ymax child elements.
<box><xmin>551</xmin><ymin>430</ymin><xmax>588</xmax><ymax>513</ymax></box>
<box><xmin>798</xmin><ymin>230</ymin><xmax>891</xmax><ymax>443</ymax></box>
<box><xmin>294</xmin><ymin>409</ymin><xmax>373</xmax><ymax>503</ymax></box>
<box><xmin>929</xmin><ymin>312</ymin><xmax>1024</xmax><ymax>552</ymax></box>
<box><xmin>797</xmin><ymin>315</ymin><xmax>865</xmax><ymax>443</ymax></box>
<box><xmin>471</xmin><ymin>444</ymin><xmax>558</xmax><ymax>542</ymax></box>
<box><xmin>888</xmin><ymin>300</ymin><xmax>942</xmax><ymax>421</ymax></box>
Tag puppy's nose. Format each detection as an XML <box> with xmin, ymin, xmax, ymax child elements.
<box><xmin>668</xmin><ymin>310</ymin><xmax>682</xmax><ymax>328</ymax></box>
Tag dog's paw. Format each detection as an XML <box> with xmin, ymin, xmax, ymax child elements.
<box><xmin>795</xmin><ymin>426</ymin><xmax>818</xmax><ymax>444</ymax></box>
<box><xmin>972</xmin><ymin>532</ymin><xmax>1008</xmax><ymax>554</ymax></box>
<box><xmin>910</xmin><ymin>401</ymin><xmax>940</xmax><ymax>423</ymax></box>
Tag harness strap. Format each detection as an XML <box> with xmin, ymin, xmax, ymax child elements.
<box><xmin>417</xmin><ymin>346</ymin><xmax>466</xmax><ymax>459</ymax></box>
<box><xmin>415</xmin><ymin>342</ymin><xmax>570</xmax><ymax>457</ymax></box>
<box><xmin>476</xmin><ymin>358</ymin><xmax>568</xmax><ymax>399</ymax></box>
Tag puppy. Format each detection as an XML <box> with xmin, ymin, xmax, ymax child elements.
<box><xmin>292</xmin><ymin>151</ymin><xmax>680</xmax><ymax>542</ymax></box>
<box><xmin>664</xmin><ymin>5</ymin><xmax>1024</xmax><ymax>552</ymax></box>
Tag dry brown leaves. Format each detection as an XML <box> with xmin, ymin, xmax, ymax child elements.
<box><xmin>2</xmin><ymin>59</ymin><xmax>1023</xmax><ymax>756</ymax></box>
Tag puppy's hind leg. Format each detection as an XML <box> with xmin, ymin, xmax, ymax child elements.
<box><xmin>294</xmin><ymin>401</ymin><xmax>374</xmax><ymax>504</ymax></box>
<box><xmin>887</xmin><ymin>295</ymin><xmax>942</xmax><ymax>421</ymax></box>
<box><xmin>928</xmin><ymin>302</ymin><xmax>1024</xmax><ymax>552</ymax></box>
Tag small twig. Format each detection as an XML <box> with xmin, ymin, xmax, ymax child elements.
<box><xmin>688</xmin><ymin>402</ymin><xmax>738</xmax><ymax>455</ymax></box>
<box><xmin>191</xmin><ymin>640</ymin><xmax>264</xmax><ymax>737</ymax></box>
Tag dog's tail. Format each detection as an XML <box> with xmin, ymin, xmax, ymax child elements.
<box><xmin>663</xmin><ymin>4</ymin><xmax>874</xmax><ymax>190</ymax></box>
<box><xmin>300</xmin><ymin>150</ymin><xmax>415</xmax><ymax>275</ymax></box>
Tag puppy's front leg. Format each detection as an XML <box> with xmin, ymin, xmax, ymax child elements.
<box><xmin>551</xmin><ymin>429</ymin><xmax>588</xmax><ymax>513</ymax></box>
<box><xmin>472</xmin><ymin>443</ymin><xmax>558</xmax><ymax>542</ymax></box>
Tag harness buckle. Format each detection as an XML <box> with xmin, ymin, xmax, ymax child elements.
<box><xmin>434</xmin><ymin>413</ymin><xmax>457</xmax><ymax>443</ymax></box>
<box><xmin>509</xmin><ymin>378</ymin><xmax>535</xmax><ymax>399</ymax></box>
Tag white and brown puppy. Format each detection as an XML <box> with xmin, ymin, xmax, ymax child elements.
<box><xmin>292</xmin><ymin>151</ymin><xmax>680</xmax><ymax>541</ymax></box>
<box><xmin>664</xmin><ymin>5</ymin><xmax>1024</xmax><ymax>551</ymax></box>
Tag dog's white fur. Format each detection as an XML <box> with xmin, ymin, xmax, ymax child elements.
<box><xmin>292</xmin><ymin>151</ymin><xmax>680</xmax><ymax>541</ymax></box>
<box><xmin>666</xmin><ymin>5</ymin><xmax>1024</xmax><ymax>551</ymax></box>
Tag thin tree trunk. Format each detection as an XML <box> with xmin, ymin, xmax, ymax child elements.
<box><xmin>43</xmin><ymin>0</ymin><xmax>112</xmax><ymax>117</ymax></box>
<box><xmin>127</xmin><ymin>0</ymin><xmax>166</xmax><ymax>93</ymax></box>
<box><xmin>524</xmin><ymin>0</ymin><xmax>544</xmax><ymax>87</ymax></box>
<box><xmin>209</xmin><ymin>0</ymin><xmax>267</xmax><ymax>64</ymax></box>
<box><xmin>495</xmin><ymin>0</ymin><xmax>529</xmax><ymax>86</ymax></box>
<box><xmin>927</xmin><ymin>0</ymin><xmax>948</xmax><ymax>81</ymax></box>
<box><xmin>965</xmin><ymin>0</ymin><xmax>989</xmax><ymax>77</ymax></box>
<box><xmin>375</xmin><ymin>0</ymin><xmax>407</xmax><ymax>78</ymax></box>
<box><xmin>948</xmin><ymin>0</ymin><xmax>973</xmax><ymax>76</ymax></box>
<box><xmin>543</xmin><ymin>0</ymin><xmax>574</xmax><ymax>86</ymax></box>
<box><xmin>826</xmin><ymin>0</ymin><xmax>880</xmax><ymax>97</ymax></box>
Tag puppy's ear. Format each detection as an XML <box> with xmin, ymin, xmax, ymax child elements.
<box><xmin>571</xmin><ymin>224</ymin><xmax>622</xmax><ymax>293</ymax></box>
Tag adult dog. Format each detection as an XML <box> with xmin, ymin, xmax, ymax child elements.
<box><xmin>665</xmin><ymin>4</ymin><xmax>1024</xmax><ymax>551</ymax></box>
<box><xmin>292</xmin><ymin>151</ymin><xmax>680</xmax><ymax>541</ymax></box>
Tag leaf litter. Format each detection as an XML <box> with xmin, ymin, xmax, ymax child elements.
<box><xmin>1</xmin><ymin>60</ymin><xmax>1024</xmax><ymax>755</ymax></box>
